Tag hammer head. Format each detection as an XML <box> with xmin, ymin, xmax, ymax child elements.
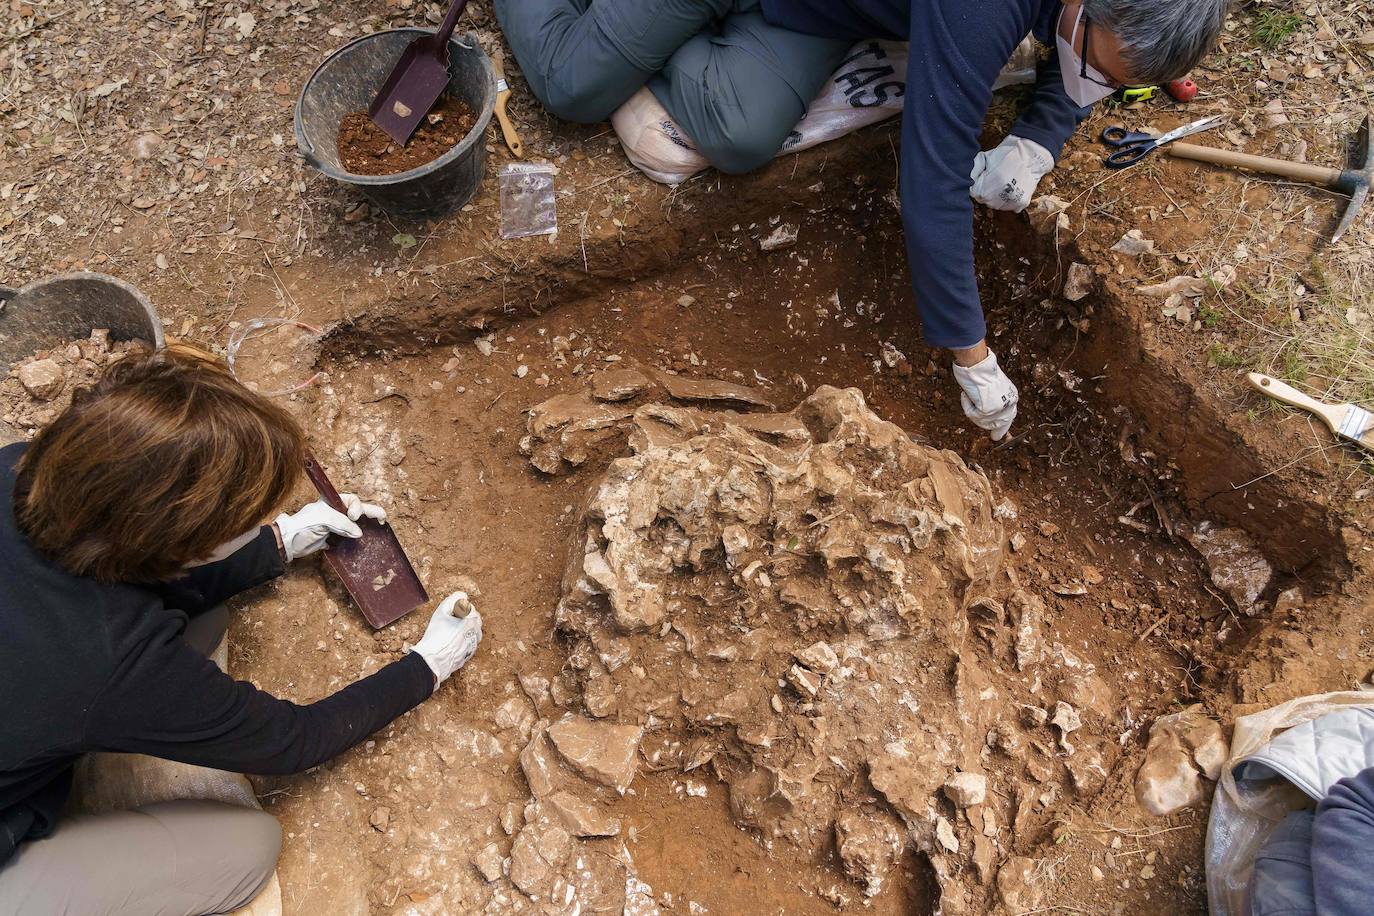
<box><xmin>1333</xmin><ymin>114</ymin><xmax>1372</xmax><ymax>243</ymax></box>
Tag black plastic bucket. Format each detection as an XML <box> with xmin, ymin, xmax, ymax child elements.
<box><xmin>0</xmin><ymin>273</ymin><xmax>164</xmax><ymax>375</ymax></box>
<box><xmin>294</xmin><ymin>29</ymin><xmax>496</xmax><ymax>220</ymax></box>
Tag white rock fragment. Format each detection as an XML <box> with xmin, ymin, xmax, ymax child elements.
<box><xmin>835</xmin><ymin>810</ymin><xmax>905</xmax><ymax>897</ymax></box>
<box><xmin>1185</xmin><ymin>521</ymin><xmax>1273</xmax><ymax>613</ymax></box>
<box><xmin>1063</xmin><ymin>262</ymin><xmax>1095</xmax><ymax>301</ymax></box>
<box><xmin>795</xmin><ymin>641</ymin><xmax>839</xmax><ymax>675</ymax></box>
<box><xmin>473</xmin><ymin>843</ymin><xmax>505</xmax><ymax>882</ymax></box>
<box><xmin>943</xmin><ymin>771</ymin><xmax>988</xmax><ymax>808</ymax></box>
<box><xmin>1111</xmin><ymin>229</ymin><xmax>1156</xmax><ymax>256</ymax></box>
<box><xmin>935</xmin><ymin>816</ymin><xmax>959</xmax><ymax>853</ymax></box>
<box><xmin>1051</xmin><ymin>701</ymin><xmax>1081</xmax><ymax>754</ymax></box>
<box><xmin>1028</xmin><ymin>195</ymin><xmax>1070</xmax><ymax>234</ymax></box>
<box><xmin>758</xmin><ymin>223</ymin><xmax>799</xmax><ymax>252</ymax></box>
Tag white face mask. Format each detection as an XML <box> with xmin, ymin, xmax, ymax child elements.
<box><xmin>1057</xmin><ymin>6</ymin><xmax>1117</xmax><ymax>108</ymax></box>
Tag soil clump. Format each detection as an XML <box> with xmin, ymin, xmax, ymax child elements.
<box><xmin>337</xmin><ymin>94</ymin><xmax>479</xmax><ymax>176</ymax></box>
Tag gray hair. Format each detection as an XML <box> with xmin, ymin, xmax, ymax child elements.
<box><xmin>1083</xmin><ymin>0</ymin><xmax>1229</xmax><ymax>85</ymax></box>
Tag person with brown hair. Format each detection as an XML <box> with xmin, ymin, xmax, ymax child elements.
<box><xmin>0</xmin><ymin>343</ymin><xmax>483</xmax><ymax>915</ymax></box>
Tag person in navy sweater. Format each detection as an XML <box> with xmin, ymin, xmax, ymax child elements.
<box><xmin>761</xmin><ymin>0</ymin><xmax>1227</xmax><ymax>438</ymax></box>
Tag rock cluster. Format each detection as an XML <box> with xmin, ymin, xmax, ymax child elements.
<box><xmin>1</xmin><ymin>331</ymin><xmax>141</xmax><ymax>435</ymax></box>
<box><xmin>507</xmin><ymin>377</ymin><xmax>1149</xmax><ymax>912</ymax></box>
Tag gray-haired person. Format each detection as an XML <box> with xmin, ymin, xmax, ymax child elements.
<box><xmin>496</xmin><ymin>0</ymin><xmax>1226</xmax><ymax>439</ymax></box>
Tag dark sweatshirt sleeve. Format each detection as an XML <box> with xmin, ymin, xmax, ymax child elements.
<box><xmin>1009</xmin><ymin>52</ymin><xmax>1093</xmax><ymax>162</ymax></box>
<box><xmin>152</xmin><ymin>526</ymin><xmax>285</xmax><ymax>616</ymax></box>
<box><xmin>84</xmin><ymin>616</ymin><xmax>434</xmax><ymax>775</ymax></box>
<box><xmin>896</xmin><ymin>0</ymin><xmax>1033</xmax><ymax>349</ymax></box>
<box><xmin>1312</xmin><ymin>767</ymin><xmax>1374</xmax><ymax>916</ymax></box>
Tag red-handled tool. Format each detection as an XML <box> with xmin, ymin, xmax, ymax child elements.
<box><xmin>1166</xmin><ymin>79</ymin><xmax>1198</xmax><ymax>102</ymax></box>
<box><xmin>303</xmin><ymin>452</ymin><xmax>428</xmax><ymax>628</ymax></box>
<box><xmin>368</xmin><ymin>0</ymin><xmax>471</xmax><ymax>145</ymax></box>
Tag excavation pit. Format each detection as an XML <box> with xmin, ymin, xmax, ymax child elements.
<box><xmin>210</xmin><ymin>206</ymin><xmax>1330</xmax><ymax>914</ymax></box>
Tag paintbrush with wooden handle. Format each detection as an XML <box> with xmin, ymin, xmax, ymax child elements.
<box><xmin>1248</xmin><ymin>373</ymin><xmax>1374</xmax><ymax>452</ymax></box>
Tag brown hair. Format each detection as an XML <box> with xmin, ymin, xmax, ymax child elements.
<box><xmin>14</xmin><ymin>342</ymin><xmax>305</xmax><ymax>583</ymax></box>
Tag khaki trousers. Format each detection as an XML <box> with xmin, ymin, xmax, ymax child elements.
<box><xmin>0</xmin><ymin>609</ymin><xmax>281</xmax><ymax>916</ymax></box>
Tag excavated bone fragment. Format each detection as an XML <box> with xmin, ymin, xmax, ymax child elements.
<box><xmin>591</xmin><ymin>368</ymin><xmax>655</xmax><ymax>402</ymax></box>
<box><xmin>653</xmin><ymin>373</ymin><xmax>775</xmax><ymax>408</ymax></box>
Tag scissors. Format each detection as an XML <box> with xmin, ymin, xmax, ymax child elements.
<box><xmin>1100</xmin><ymin>115</ymin><xmax>1226</xmax><ymax>169</ymax></box>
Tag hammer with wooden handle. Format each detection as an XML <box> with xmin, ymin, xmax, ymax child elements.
<box><xmin>1165</xmin><ymin>114</ymin><xmax>1370</xmax><ymax>243</ymax></box>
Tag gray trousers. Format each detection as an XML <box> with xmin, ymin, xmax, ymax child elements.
<box><xmin>494</xmin><ymin>0</ymin><xmax>849</xmax><ymax>173</ymax></box>
<box><xmin>0</xmin><ymin>609</ymin><xmax>281</xmax><ymax>916</ymax></box>
<box><xmin>1250</xmin><ymin>810</ymin><xmax>1315</xmax><ymax>916</ymax></box>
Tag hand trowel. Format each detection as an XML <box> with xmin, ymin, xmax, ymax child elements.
<box><xmin>304</xmin><ymin>452</ymin><xmax>429</xmax><ymax>628</ymax></box>
<box><xmin>368</xmin><ymin>0</ymin><xmax>472</xmax><ymax>145</ymax></box>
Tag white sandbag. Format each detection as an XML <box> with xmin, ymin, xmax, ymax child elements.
<box><xmin>613</xmin><ymin>36</ymin><xmax>1042</xmax><ymax>185</ymax></box>
<box><xmin>1205</xmin><ymin>691</ymin><xmax>1374</xmax><ymax>916</ymax></box>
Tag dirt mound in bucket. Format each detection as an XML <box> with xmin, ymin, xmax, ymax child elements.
<box><xmin>516</xmin><ymin>382</ymin><xmax>1124</xmax><ymax>911</ymax></box>
<box><xmin>337</xmin><ymin>94</ymin><xmax>479</xmax><ymax>176</ymax></box>
<box><xmin>1</xmin><ymin>330</ymin><xmax>141</xmax><ymax>437</ymax></box>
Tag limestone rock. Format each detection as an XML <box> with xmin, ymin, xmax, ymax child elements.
<box><xmin>16</xmin><ymin>359</ymin><xmax>65</xmax><ymax>400</ymax></box>
<box><xmin>1136</xmin><ymin>705</ymin><xmax>1226</xmax><ymax>815</ymax></box>
<box><xmin>1135</xmin><ymin>732</ymin><xmax>1203</xmax><ymax>816</ymax></box>
<box><xmin>1185</xmin><ymin>522</ymin><xmax>1273</xmax><ymax>613</ymax></box>
<box><xmin>935</xmin><ymin>816</ymin><xmax>959</xmax><ymax>853</ymax></box>
<box><xmin>508</xmin><ymin>816</ymin><xmax>572</xmax><ymax>899</ymax></box>
<box><xmin>997</xmin><ymin>857</ymin><xmax>1043</xmax><ymax>912</ymax></box>
<box><xmin>654</xmin><ymin>373</ymin><xmax>774</xmax><ymax>409</ymax></box>
<box><xmin>1111</xmin><ymin>229</ymin><xmax>1156</xmax><ymax>256</ymax></box>
<box><xmin>795</xmin><ymin>641</ymin><xmax>839</xmax><ymax>675</ymax></box>
<box><xmin>943</xmin><ymin>772</ymin><xmax>987</xmax><ymax>808</ymax></box>
<box><xmin>547</xmin><ymin>791</ymin><xmax>620</xmax><ymax>837</ymax></box>
<box><xmin>834</xmin><ymin>809</ymin><xmax>905</xmax><ymax>896</ymax></box>
<box><xmin>520</xmin><ymin>393</ymin><xmax>634</xmax><ymax>474</ymax></box>
<box><xmin>520</xmin><ymin>729</ymin><xmax>560</xmax><ymax>798</ymax></box>
<box><xmin>546</xmin><ymin>714</ymin><xmax>643</xmax><ymax>793</ymax></box>
<box><xmin>1063</xmin><ymin>262</ymin><xmax>1095</xmax><ymax>302</ymax></box>
<box><xmin>591</xmin><ymin>368</ymin><xmax>654</xmax><ymax>403</ymax></box>
<box><xmin>473</xmin><ymin>843</ymin><xmax>505</xmax><ymax>882</ymax></box>
<box><xmin>869</xmin><ymin>746</ymin><xmax>948</xmax><ymax>825</ymax></box>
<box><xmin>1051</xmin><ymin>702</ymin><xmax>1081</xmax><ymax>754</ymax></box>
<box><xmin>758</xmin><ymin>223</ymin><xmax>799</xmax><ymax>252</ymax></box>
<box><xmin>786</xmin><ymin>663</ymin><xmax>820</xmax><ymax>697</ymax></box>
<box><xmin>1028</xmin><ymin>195</ymin><xmax>1070</xmax><ymax>234</ymax></box>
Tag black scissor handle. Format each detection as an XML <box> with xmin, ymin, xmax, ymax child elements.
<box><xmin>1104</xmin><ymin>142</ymin><xmax>1154</xmax><ymax>169</ymax></box>
<box><xmin>1100</xmin><ymin>125</ymin><xmax>1156</xmax><ymax>146</ymax></box>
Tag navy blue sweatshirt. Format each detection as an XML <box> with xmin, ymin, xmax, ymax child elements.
<box><xmin>0</xmin><ymin>443</ymin><xmax>434</xmax><ymax>864</ymax></box>
<box><xmin>762</xmin><ymin>0</ymin><xmax>1090</xmax><ymax>348</ymax></box>
<box><xmin>1313</xmin><ymin>767</ymin><xmax>1374</xmax><ymax>915</ymax></box>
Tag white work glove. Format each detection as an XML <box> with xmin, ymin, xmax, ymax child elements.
<box><xmin>953</xmin><ymin>350</ymin><xmax>1019</xmax><ymax>441</ymax></box>
<box><xmin>274</xmin><ymin>494</ymin><xmax>387</xmax><ymax>562</ymax></box>
<box><xmin>970</xmin><ymin>136</ymin><xmax>1054</xmax><ymax>213</ymax></box>
<box><xmin>411</xmin><ymin>591</ymin><xmax>484</xmax><ymax>689</ymax></box>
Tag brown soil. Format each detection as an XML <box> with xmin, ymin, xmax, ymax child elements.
<box><xmin>203</xmin><ymin>209</ymin><xmax>1258</xmax><ymax>913</ymax></box>
<box><xmin>337</xmin><ymin>94</ymin><xmax>480</xmax><ymax>177</ymax></box>
<box><xmin>5</xmin><ymin>2</ymin><xmax>1372</xmax><ymax>911</ymax></box>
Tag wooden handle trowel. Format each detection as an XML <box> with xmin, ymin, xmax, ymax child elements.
<box><xmin>1248</xmin><ymin>373</ymin><xmax>1374</xmax><ymax>452</ymax></box>
<box><xmin>303</xmin><ymin>452</ymin><xmax>429</xmax><ymax>628</ymax></box>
